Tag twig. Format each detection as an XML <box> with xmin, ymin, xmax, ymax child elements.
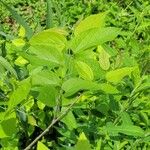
<box><xmin>24</xmin><ymin>95</ymin><xmax>81</xmax><ymax>150</ymax></box>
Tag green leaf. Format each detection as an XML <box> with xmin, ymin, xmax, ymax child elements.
<box><xmin>0</xmin><ymin>56</ymin><xmax>18</xmax><ymax>78</ymax></box>
<box><xmin>1</xmin><ymin>118</ymin><xmax>17</xmax><ymax>137</ymax></box>
<box><xmin>34</xmin><ymin>85</ymin><xmax>57</xmax><ymax>107</ymax></box>
<box><xmin>28</xmin><ymin>45</ymin><xmax>63</xmax><ymax>65</ymax></box>
<box><xmin>106</xmin><ymin>67</ymin><xmax>134</xmax><ymax>84</ymax></box>
<box><xmin>100</xmin><ymin>83</ymin><xmax>119</xmax><ymax>94</ymax></box>
<box><xmin>46</xmin><ymin>0</ymin><xmax>53</xmax><ymax>29</ymax></box>
<box><xmin>106</xmin><ymin>123</ymin><xmax>144</xmax><ymax>137</ymax></box>
<box><xmin>75</xmin><ymin>132</ymin><xmax>91</xmax><ymax>150</ymax></box>
<box><xmin>62</xmin><ymin>78</ymin><xmax>100</xmax><ymax>97</ymax></box>
<box><xmin>15</xmin><ymin>56</ymin><xmax>29</xmax><ymax>66</ymax></box>
<box><xmin>8</xmin><ymin>78</ymin><xmax>31</xmax><ymax>110</ymax></box>
<box><xmin>12</xmin><ymin>38</ymin><xmax>25</xmax><ymax>47</ymax></box>
<box><xmin>37</xmin><ymin>141</ymin><xmax>49</xmax><ymax>150</ymax></box>
<box><xmin>0</xmin><ymin>1</ymin><xmax>33</xmax><ymax>39</ymax></box>
<box><xmin>74</xmin><ymin>13</ymin><xmax>106</xmax><ymax>36</ymax></box>
<box><xmin>71</xmin><ymin>27</ymin><xmax>120</xmax><ymax>53</ymax></box>
<box><xmin>0</xmin><ymin>125</ymin><xmax>7</xmax><ymax>138</ymax></box>
<box><xmin>29</xmin><ymin>29</ymin><xmax>67</xmax><ymax>51</ymax></box>
<box><xmin>61</xmin><ymin>111</ymin><xmax>77</xmax><ymax>130</ymax></box>
<box><xmin>18</xmin><ymin>26</ymin><xmax>26</xmax><ymax>38</ymax></box>
<box><xmin>31</xmin><ymin>70</ymin><xmax>61</xmax><ymax>86</ymax></box>
<box><xmin>75</xmin><ymin>60</ymin><xmax>94</xmax><ymax>80</ymax></box>
<box><xmin>21</xmin><ymin>53</ymin><xmax>58</xmax><ymax>68</ymax></box>
<box><xmin>98</xmin><ymin>45</ymin><xmax>110</xmax><ymax>70</ymax></box>
<box><xmin>121</xmin><ymin>112</ymin><xmax>133</xmax><ymax>126</ymax></box>
<box><xmin>62</xmin><ymin>78</ymin><xmax>119</xmax><ymax>97</ymax></box>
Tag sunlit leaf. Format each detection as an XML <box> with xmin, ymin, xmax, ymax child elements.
<box><xmin>106</xmin><ymin>67</ymin><xmax>134</xmax><ymax>84</ymax></box>
<box><xmin>8</xmin><ymin>78</ymin><xmax>31</xmax><ymax>110</ymax></box>
<box><xmin>61</xmin><ymin>110</ymin><xmax>77</xmax><ymax>130</ymax></box>
<box><xmin>75</xmin><ymin>60</ymin><xmax>94</xmax><ymax>80</ymax></box>
<box><xmin>98</xmin><ymin>45</ymin><xmax>110</xmax><ymax>70</ymax></box>
<box><xmin>71</xmin><ymin>27</ymin><xmax>120</xmax><ymax>53</ymax></box>
<box><xmin>37</xmin><ymin>141</ymin><xmax>49</xmax><ymax>150</ymax></box>
<box><xmin>75</xmin><ymin>132</ymin><xmax>91</xmax><ymax>150</ymax></box>
<box><xmin>74</xmin><ymin>13</ymin><xmax>106</xmax><ymax>36</ymax></box>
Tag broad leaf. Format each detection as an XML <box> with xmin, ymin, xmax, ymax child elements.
<box><xmin>34</xmin><ymin>85</ymin><xmax>57</xmax><ymax>107</ymax></box>
<box><xmin>62</xmin><ymin>78</ymin><xmax>119</xmax><ymax>97</ymax></box>
<box><xmin>0</xmin><ymin>118</ymin><xmax>17</xmax><ymax>138</ymax></box>
<box><xmin>71</xmin><ymin>27</ymin><xmax>120</xmax><ymax>53</ymax></box>
<box><xmin>61</xmin><ymin>110</ymin><xmax>77</xmax><ymax>130</ymax></box>
<box><xmin>8</xmin><ymin>78</ymin><xmax>31</xmax><ymax>110</ymax></box>
<box><xmin>74</xmin><ymin>13</ymin><xmax>106</xmax><ymax>36</ymax></box>
<box><xmin>106</xmin><ymin>67</ymin><xmax>135</xmax><ymax>84</ymax></box>
<box><xmin>31</xmin><ymin>70</ymin><xmax>61</xmax><ymax>86</ymax></box>
<box><xmin>28</xmin><ymin>45</ymin><xmax>64</xmax><ymax>65</ymax></box>
<box><xmin>75</xmin><ymin>60</ymin><xmax>94</xmax><ymax>80</ymax></box>
<box><xmin>30</xmin><ymin>29</ymin><xmax>67</xmax><ymax>51</ymax></box>
<box><xmin>62</xmin><ymin>78</ymin><xmax>100</xmax><ymax>97</ymax></box>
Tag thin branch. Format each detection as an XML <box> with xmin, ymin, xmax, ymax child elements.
<box><xmin>24</xmin><ymin>95</ymin><xmax>81</xmax><ymax>150</ymax></box>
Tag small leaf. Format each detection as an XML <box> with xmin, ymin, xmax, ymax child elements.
<box><xmin>28</xmin><ymin>115</ymin><xmax>37</xmax><ymax>126</ymax></box>
<box><xmin>98</xmin><ymin>45</ymin><xmax>110</xmax><ymax>70</ymax></box>
<box><xmin>15</xmin><ymin>56</ymin><xmax>29</xmax><ymax>66</ymax></box>
<box><xmin>75</xmin><ymin>132</ymin><xmax>91</xmax><ymax>150</ymax></box>
<box><xmin>37</xmin><ymin>141</ymin><xmax>49</xmax><ymax>150</ymax></box>
<box><xmin>75</xmin><ymin>60</ymin><xmax>94</xmax><ymax>80</ymax></box>
<box><xmin>106</xmin><ymin>67</ymin><xmax>134</xmax><ymax>84</ymax></box>
<box><xmin>74</xmin><ymin>13</ymin><xmax>106</xmax><ymax>36</ymax></box>
<box><xmin>0</xmin><ymin>1</ymin><xmax>33</xmax><ymax>39</ymax></box>
<box><xmin>0</xmin><ymin>56</ymin><xmax>18</xmax><ymax>78</ymax></box>
<box><xmin>12</xmin><ymin>38</ymin><xmax>25</xmax><ymax>47</ymax></box>
<box><xmin>18</xmin><ymin>26</ymin><xmax>26</xmax><ymax>37</ymax></box>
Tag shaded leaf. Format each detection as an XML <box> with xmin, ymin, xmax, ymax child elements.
<box><xmin>0</xmin><ymin>56</ymin><xmax>17</xmax><ymax>78</ymax></box>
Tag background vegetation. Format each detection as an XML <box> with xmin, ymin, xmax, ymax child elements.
<box><xmin>0</xmin><ymin>0</ymin><xmax>150</xmax><ymax>149</ymax></box>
